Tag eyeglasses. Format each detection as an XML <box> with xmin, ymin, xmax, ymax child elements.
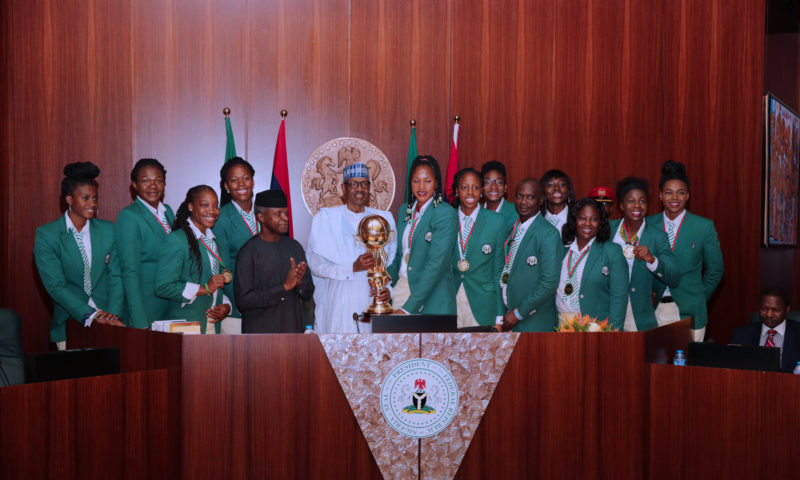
<box><xmin>483</xmin><ymin>179</ymin><xmax>506</xmax><ymax>186</ymax></box>
<box><xmin>345</xmin><ymin>180</ymin><xmax>370</xmax><ymax>189</ymax></box>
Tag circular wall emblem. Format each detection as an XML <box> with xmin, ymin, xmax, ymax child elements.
<box><xmin>300</xmin><ymin>137</ymin><xmax>395</xmax><ymax>216</ymax></box>
<box><xmin>380</xmin><ymin>358</ymin><xmax>459</xmax><ymax>438</ymax></box>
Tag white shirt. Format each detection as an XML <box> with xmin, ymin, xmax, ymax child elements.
<box><xmin>612</xmin><ymin>219</ymin><xmax>659</xmax><ymax>277</ymax></box>
<box><xmin>457</xmin><ymin>205</ymin><xmax>480</xmax><ymax>259</ymax></box>
<box><xmin>64</xmin><ymin>212</ymin><xmax>98</xmax><ymax>325</ymax></box>
<box><xmin>231</xmin><ymin>200</ymin><xmax>259</xmax><ymax>235</ymax></box>
<box><xmin>501</xmin><ymin>212</ymin><xmax>538</xmax><ymax>306</ymax></box>
<box><xmin>400</xmin><ymin>198</ymin><xmax>433</xmax><ymax>279</ymax></box>
<box><xmin>661</xmin><ymin>210</ymin><xmax>686</xmax><ymax>298</ymax></box>
<box><xmin>137</xmin><ymin>196</ymin><xmax>169</xmax><ymax>225</ymax></box>
<box><xmin>556</xmin><ymin>238</ymin><xmax>595</xmax><ymax>314</ymax></box>
<box><xmin>182</xmin><ymin>220</ymin><xmax>231</xmax><ymax>308</ymax></box>
<box><xmin>760</xmin><ymin>320</ymin><xmax>786</xmax><ymax>352</ymax></box>
<box><xmin>307</xmin><ymin>205</ymin><xmax>397</xmax><ymax>333</ymax></box>
<box><xmin>545</xmin><ymin>207</ymin><xmax>569</xmax><ymax>237</ymax></box>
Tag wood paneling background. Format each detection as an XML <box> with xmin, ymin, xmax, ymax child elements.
<box><xmin>1</xmin><ymin>0</ymin><xmax>766</xmax><ymax>352</ymax></box>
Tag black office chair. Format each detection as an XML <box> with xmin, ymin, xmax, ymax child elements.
<box><xmin>0</xmin><ymin>309</ymin><xmax>25</xmax><ymax>386</ymax></box>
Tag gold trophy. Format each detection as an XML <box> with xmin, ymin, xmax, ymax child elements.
<box><xmin>355</xmin><ymin>214</ymin><xmax>394</xmax><ymax>317</ymax></box>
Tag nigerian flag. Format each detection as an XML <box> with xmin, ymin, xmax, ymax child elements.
<box><xmin>404</xmin><ymin>121</ymin><xmax>418</xmax><ymax>204</ymax></box>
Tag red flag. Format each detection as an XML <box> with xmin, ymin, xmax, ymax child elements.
<box><xmin>270</xmin><ymin>114</ymin><xmax>294</xmax><ymax>237</ymax></box>
<box><xmin>444</xmin><ymin>118</ymin><xmax>460</xmax><ymax>200</ymax></box>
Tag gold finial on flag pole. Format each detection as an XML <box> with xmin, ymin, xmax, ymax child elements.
<box><xmin>281</xmin><ymin>109</ymin><xmax>288</xmax><ymax>119</ymax></box>
<box><xmin>223</xmin><ymin>107</ymin><xmax>231</xmax><ymax>118</ymax></box>
<box><xmin>410</xmin><ymin>119</ymin><xmax>416</xmax><ymax>127</ymax></box>
<box><xmin>454</xmin><ymin>115</ymin><xmax>460</xmax><ymax>124</ymax></box>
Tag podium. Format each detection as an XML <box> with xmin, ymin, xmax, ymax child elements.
<box><xmin>0</xmin><ymin>320</ymin><xmax>797</xmax><ymax>479</ymax></box>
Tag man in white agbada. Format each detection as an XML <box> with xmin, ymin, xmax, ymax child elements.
<box><xmin>307</xmin><ymin>162</ymin><xmax>397</xmax><ymax>333</ymax></box>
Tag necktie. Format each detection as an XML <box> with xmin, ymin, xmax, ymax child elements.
<box><xmin>547</xmin><ymin>215</ymin><xmax>559</xmax><ymax>227</ymax></box>
<box><xmin>242</xmin><ymin>210</ymin><xmax>258</xmax><ymax>235</ymax></box>
<box><xmin>503</xmin><ymin>227</ymin><xmax>524</xmax><ymax>276</ymax></box>
<box><xmin>667</xmin><ymin>221</ymin><xmax>676</xmax><ymax>248</ymax></box>
<box><xmin>463</xmin><ymin>216</ymin><xmax>473</xmax><ymax>233</ymax></box>
<box><xmin>766</xmin><ymin>329</ymin><xmax>777</xmax><ymax>348</ymax></box>
<box><xmin>158</xmin><ymin>213</ymin><xmax>171</xmax><ymax>234</ymax></box>
<box><xmin>71</xmin><ymin>228</ymin><xmax>92</xmax><ymax>296</ymax></box>
<box><xmin>202</xmin><ymin>234</ymin><xmax>221</xmax><ymax>275</ymax></box>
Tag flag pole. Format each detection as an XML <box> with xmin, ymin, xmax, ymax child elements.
<box><xmin>223</xmin><ymin>107</ymin><xmax>230</xmax><ymax>118</ymax></box>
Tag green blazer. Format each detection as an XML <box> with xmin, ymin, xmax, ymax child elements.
<box><xmin>34</xmin><ymin>217</ymin><xmax>124</xmax><ymax>342</ymax></box>
<box><xmin>154</xmin><ymin>229</ymin><xmax>236</xmax><ymax>334</ymax></box>
<box><xmin>559</xmin><ymin>240</ymin><xmax>629</xmax><ymax>330</ymax></box>
<box><xmin>452</xmin><ymin>208</ymin><xmax>506</xmax><ymax>325</ymax></box>
<box><xmin>647</xmin><ymin>211</ymin><xmax>724</xmax><ymax>329</ymax></box>
<box><xmin>609</xmin><ymin>219</ymin><xmax>680</xmax><ymax>331</ymax></box>
<box><xmin>115</xmin><ymin>200</ymin><xmax>174</xmax><ymax>328</ymax></box>
<box><xmin>504</xmin><ymin>215</ymin><xmax>562</xmax><ymax>332</ymax></box>
<box><xmin>494</xmin><ymin>199</ymin><xmax>519</xmax><ymax>230</ymax></box>
<box><xmin>212</xmin><ymin>202</ymin><xmax>257</xmax><ymax>317</ymax></box>
<box><xmin>388</xmin><ymin>201</ymin><xmax>458</xmax><ymax>314</ymax></box>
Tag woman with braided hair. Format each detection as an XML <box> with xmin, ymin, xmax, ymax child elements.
<box><xmin>155</xmin><ymin>185</ymin><xmax>234</xmax><ymax>334</ymax></box>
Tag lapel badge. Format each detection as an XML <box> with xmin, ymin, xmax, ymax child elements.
<box><xmin>104</xmin><ymin>253</ymin><xmax>110</xmax><ymax>265</ymax></box>
<box><xmin>601</xmin><ymin>265</ymin><xmax>609</xmax><ymax>276</ymax></box>
<box><xmin>425</xmin><ymin>232</ymin><xmax>432</xmax><ymax>242</ymax></box>
<box><xmin>482</xmin><ymin>244</ymin><xmax>492</xmax><ymax>254</ymax></box>
<box><xmin>527</xmin><ymin>256</ymin><xmax>537</xmax><ymax>266</ymax></box>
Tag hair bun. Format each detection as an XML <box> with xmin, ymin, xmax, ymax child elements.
<box><xmin>661</xmin><ymin>160</ymin><xmax>686</xmax><ymax>178</ymax></box>
<box><xmin>63</xmin><ymin>162</ymin><xmax>100</xmax><ymax>180</ymax></box>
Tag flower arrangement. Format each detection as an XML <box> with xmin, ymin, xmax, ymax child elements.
<box><xmin>557</xmin><ymin>313</ymin><xmax>616</xmax><ymax>332</ymax></box>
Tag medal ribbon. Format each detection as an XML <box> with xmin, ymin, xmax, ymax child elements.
<box><xmin>663</xmin><ymin>215</ymin><xmax>685</xmax><ymax>251</ymax></box>
<box><xmin>458</xmin><ymin>215</ymin><xmax>476</xmax><ymax>258</ymax></box>
<box><xmin>620</xmin><ymin>221</ymin><xmax>640</xmax><ymax>245</ymax></box>
<box><xmin>566</xmin><ymin>246</ymin><xmax>590</xmax><ymax>280</ymax></box>
<box><xmin>199</xmin><ymin>237</ymin><xmax>227</xmax><ymax>272</ymax></box>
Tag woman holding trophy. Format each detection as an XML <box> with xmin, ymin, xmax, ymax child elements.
<box><xmin>387</xmin><ymin>156</ymin><xmax>458</xmax><ymax>315</ymax></box>
<box><xmin>449</xmin><ymin>168</ymin><xmax>507</xmax><ymax>330</ymax></box>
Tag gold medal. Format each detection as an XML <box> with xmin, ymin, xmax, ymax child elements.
<box><xmin>623</xmin><ymin>245</ymin><xmax>635</xmax><ymax>259</ymax></box>
<box><xmin>222</xmin><ymin>270</ymin><xmax>233</xmax><ymax>284</ymax></box>
<box><xmin>564</xmin><ymin>283</ymin><xmax>574</xmax><ymax>295</ymax></box>
<box><xmin>501</xmin><ymin>272</ymin><xmax>509</xmax><ymax>284</ymax></box>
<box><xmin>404</xmin><ymin>253</ymin><xmax>411</xmax><ymax>265</ymax></box>
<box><xmin>457</xmin><ymin>259</ymin><xmax>470</xmax><ymax>272</ymax></box>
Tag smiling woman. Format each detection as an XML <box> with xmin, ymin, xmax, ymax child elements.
<box><xmin>33</xmin><ymin>162</ymin><xmax>126</xmax><ymax>349</ymax></box>
<box><xmin>155</xmin><ymin>185</ymin><xmax>235</xmax><ymax>334</ymax></box>
<box><xmin>115</xmin><ymin>158</ymin><xmax>175</xmax><ymax>329</ymax></box>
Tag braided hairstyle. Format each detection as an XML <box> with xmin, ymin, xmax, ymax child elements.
<box><xmin>561</xmin><ymin>197</ymin><xmax>611</xmax><ymax>245</ymax></box>
<box><xmin>61</xmin><ymin>162</ymin><xmax>100</xmax><ymax>199</ymax></box>
<box><xmin>659</xmin><ymin>160</ymin><xmax>690</xmax><ymax>191</ymax></box>
<box><xmin>540</xmin><ymin>169</ymin><xmax>577</xmax><ymax>215</ymax></box>
<box><xmin>172</xmin><ymin>185</ymin><xmax>216</xmax><ymax>282</ymax></box>
<box><xmin>130</xmin><ymin>158</ymin><xmax>167</xmax><ymax>182</ymax></box>
<box><xmin>219</xmin><ymin>157</ymin><xmax>255</xmax><ymax>206</ymax></box>
<box><xmin>407</xmin><ymin>155</ymin><xmax>446</xmax><ymax>207</ymax></box>
<box><xmin>450</xmin><ymin>167</ymin><xmax>483</xmax><ymax>209</ymax></box>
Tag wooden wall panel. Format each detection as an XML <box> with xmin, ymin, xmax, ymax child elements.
<box><xmin>2</xmin><ymin>0</ymin><xmax>770</xmax><ymax>349</ymax></box>
<box><xmin>649</xmin><ymin>364</ymin><xmax>800</xmax><ymax>479</ymax></box>
<box><xmin>451</xmin><ymin>0</ymin><xmax>558</xmax><ymax>191</ymax></box>
<box><xmin>132</xmin><ymin>0</ymin><xmax>247</xmax><ymax>211</ymax></box>
<box><xmin>244</xmin><ymin>0</ymin><xmax>350</xmax><ymax>245</ymax></box>
<box><xmin>350</xmin><ymin>0</ymin><xmax>450</xmax><ymax>214</ymax></box>
<box><xmin>11</xmin><ymin>0</ymin><xmax>132</xmax><ymax>353</ymax></box>
<box><xmin>0</xmin><ymin>369</ymin><xmax>171</xmax><ymax>480</ymax></box>
<box><xmin>456</xmin><ymin>333</ymin><xmax>645</xmax><ymax>479</ymax></box>
<box><xmin>180</xmin><ymin>335</ymin><xmax>382</xmax><ymax>479</ymax></box>
<box><xmin>0</xmin><ymin>0</ymin><xmax>13</xmax><ymax>315</ymax></box>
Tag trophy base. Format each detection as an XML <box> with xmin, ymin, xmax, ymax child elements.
<box><xmin>365</xmin><ymin>303</ymin><xmax>394</xmax><ymax>316</ymax></box>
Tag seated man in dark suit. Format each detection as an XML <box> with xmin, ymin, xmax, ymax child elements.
<box><xmin>730</xmin><ymin>288</ymin><xmax>800</xmax><ymax>373</ymax></box>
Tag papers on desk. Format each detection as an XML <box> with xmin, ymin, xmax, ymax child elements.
<box><xmin>151</xmin><ymin>320</ymin><xmax>202</xmax><ymax>334</ymax></box>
